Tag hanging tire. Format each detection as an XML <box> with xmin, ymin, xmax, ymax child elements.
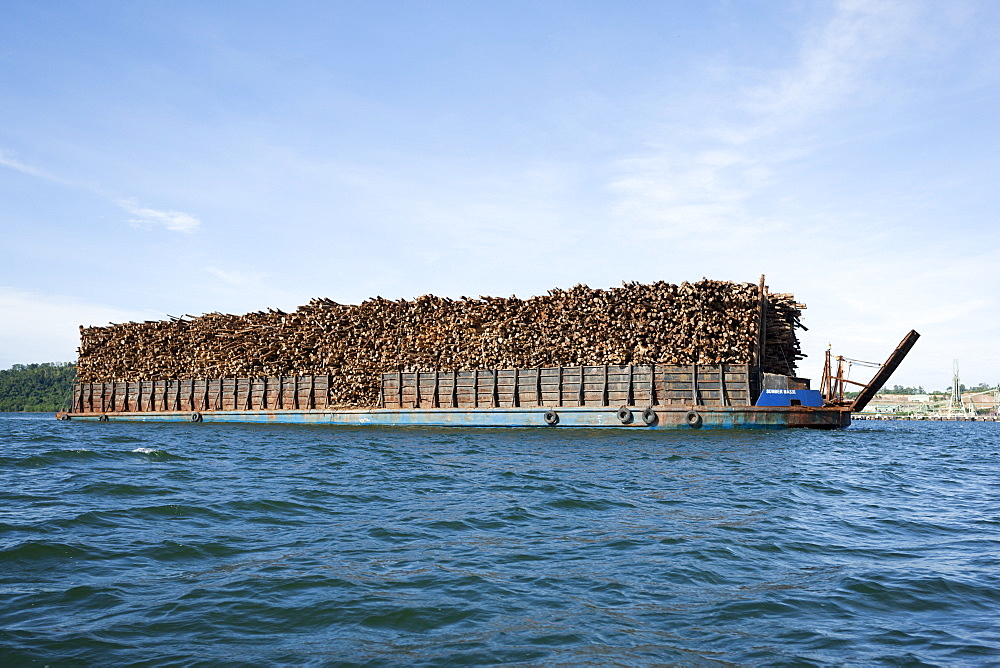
<box><xmin>617</xmin><ymin>406</ymin><xmax>633</xmax><ymax>424</ymax></box>
<box><xmin>544</xmin><ymin>409</ymin><xmax>559</xmax><ymax>425</ymax></box>
<box><xmin>190</xmin><ymin>412</ymin><xmax>203</xmax><ymax>422</ymax></box>
<box><xmin>685</xmin><ymin>411</ymin><xmax>702</xmax><ymax>429</ymax></box>
<box><xmin>98</xmin><ymin>414</ymin><xmax>109</xmax><ymax>422</ymax></box>
<box><xmin>642</xmin><ymin>406</ymin><xmax>657</xmax><ymax>425</ymax></box>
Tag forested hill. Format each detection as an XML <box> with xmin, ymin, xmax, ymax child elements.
<box><xmin>0</xmin><ymin>363</ymin><xmax>76</xmax><ymax>412</ymax></box>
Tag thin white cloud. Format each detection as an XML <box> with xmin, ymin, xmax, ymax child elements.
<box><xmin>744</xmin><ymin>0</ymin><xmax>918</xmax><ymax>120</ymax></box>
<box><xmin>117</xmin><ymin>198</ymin><xmax>202</xmax><ymax>233</ymax></box>
<box><xmin>203</xmin><ymin>266</ymin><xmax>306</xmax><ymax>312</ymax></box>
<box><xmin>0</xmin><ymin>287</ymin><xmax>161</xmax><ymax>368</ymax></box>
<box><xmin>0</xmin><ymin>150</ymin><xmax>53</xmax><ymax>180</ymax></box>
<box><xmin>610</xmin><ymin>0</ymin><xmax>923</xmax><ymax>242</ymax></box>
<box><xmin>206</xmin><ymin>266</ymin><xmax>266</xmax><ymax>288</ymax></box>
<box><xmin>1</xmin><ymin>148</ymin><xmax>203</xmax><ymax>234</ymax></box>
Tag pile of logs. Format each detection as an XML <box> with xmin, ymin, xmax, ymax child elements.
<box><xmin>76</xmin><ymin>279</ymin><xmax>806</xmax><ymax>407</ymax></box>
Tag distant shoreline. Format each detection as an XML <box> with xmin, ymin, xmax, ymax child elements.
<box><xmin>854</xmin><ymin>414</ymin><xmax>999</xmax><ymax>422</ymax></box>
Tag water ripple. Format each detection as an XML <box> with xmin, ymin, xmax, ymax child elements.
<box><xmin>1</xmin><ymin>414</ymin><xmax>999</xmax><ymax>663</ymax></box>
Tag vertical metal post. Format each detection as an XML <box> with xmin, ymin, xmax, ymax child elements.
<box><xmin>557</xmin><ymin>366</ymin><xmax>563</xmax><ymax>407</ymax></box>
<box><xmin>820</xmin><ymin>348</ymin><xmax>832</xmax><ymax>401</ymax></box>
<box><xmin>719</xmin><ymin>364</ymin><xmax>729</xmax><ymax>406</ymax></box>
<box><xmin>835</xmin><ymin>356</ymin><xmax>845</xmax><ymax>404</ymax></box>
<box><xmin>511</xmin><ymin>368</ymin><xmax>519</xmax><ymax>408</ymax></box>
<box><xmin>603</xmin><ymin>365</ymin><xmax>609</xmax><ymax>406</ymax></box>
<box><xmin>627</xmin><ymin>364</ymin><xmax>634</xmax><ymax>406</ymax></box>
<box><xmin>755</xmin><ymin>274</ymin><xmax>768</xmax><ymax>387</ymax></box>
<box><xmin>649</xmin><ymin>365</ymin><xmax>656</xmax><ymax>406</ymax></box>
<box><xmin>691</xmin><ymin>363</ymin><xmax>700</xmax><ymax>406</ymax></box>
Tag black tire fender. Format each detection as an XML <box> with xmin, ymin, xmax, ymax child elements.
<box><xmin>544</xmin><ymin>409</ymin><xmax>559</xmax><ymax>425</ymax></box>
<box><xmin>190</xmin><ymin>412</ymin><xmax>203</xmax><ymax>423</ymax></box>
<box><xmin>641</xmin><ymin>406</ymin><xmax>657</xmax><ymax>425</ymax></box>
<box><xmin>617</xmin><ymin>406</ymin><xmax>633</xmax><ymax>424</ymax></box>
<box><xmin>685</xmin><ymin>410</ymin><xmax>703</xmax><ymax>429</ymax></box>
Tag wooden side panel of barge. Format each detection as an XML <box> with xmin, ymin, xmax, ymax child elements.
<box><xmin>62</xmin><ymin>363</ymin><xmax>850</xmax><ymax>429</ymax></box>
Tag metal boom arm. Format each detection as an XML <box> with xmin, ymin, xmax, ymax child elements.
<box><xmin>850</xmin><ymin>330</ymin><xmax>921</xmax><ymax>412</ymax></box>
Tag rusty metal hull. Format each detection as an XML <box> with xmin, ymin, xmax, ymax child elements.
<box><xmin>60</xmin><ymin>405</ymin><xmax>851</xmax><ymax>429</ymax></box>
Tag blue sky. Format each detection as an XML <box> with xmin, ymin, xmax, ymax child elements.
<box><xmin>2</xmin><ymin>0</ymin><xmax>998</xmax><ymax>390</ymax></box>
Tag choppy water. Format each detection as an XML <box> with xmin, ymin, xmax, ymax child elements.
<box><xmin>2</xmin><ymin>413</ymin><xmax>999</xmax><ymax>665</ymax></box>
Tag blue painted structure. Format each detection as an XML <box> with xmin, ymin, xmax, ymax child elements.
<box><xmin>755</xmin><ymin>389</ymin><xmax>824</xmax><ymax>407</ymax></box>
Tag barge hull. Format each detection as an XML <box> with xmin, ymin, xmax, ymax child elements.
<box><xmin>61</xmin><ymin>406</ymin><xmax>851</xmax><ymax>429</ymax></box>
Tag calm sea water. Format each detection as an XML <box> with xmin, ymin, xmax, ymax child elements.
<box><xmin>2</xmin><ymin>413</ymin><xmax>999</xmax><ymax>666</ymax></box>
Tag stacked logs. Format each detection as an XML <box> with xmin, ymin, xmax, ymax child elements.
<box><xmin>763</xmin><ymin>293</ymin><xmax>807</xmax><ymax>377</ymax></box>
<box><xmin>76</xmin><ymin>279</ymin><xmax>806</xmax><ymax>407</ymax></box>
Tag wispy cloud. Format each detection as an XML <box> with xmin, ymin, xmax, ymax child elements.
<box><xmin>742</xmin><ymin>0</ymin><xmax>918</xmax><ymax>127</ymax></box>
<box><xmin>117</xmin><ymin>198</ymin><xmax>202</xmax><ymax>233</ymax></box>
<box><xmin>0</xmin><ymin>150</ymin><xmax>55</xmax><ymax>180</ymax></box>
<box><xmin>610</xmin><ymin>0</ymin><xmax>922</xmax><ymax>243</ymax></box>
<box><xmin>1</xmin><ymin>148</ymin><xmax>204</xmax><ymax>234</ymax></box>
<box><xmin>204</xmin><ymin>266</ymin><xmax>306</xmax><ymax>311</ymax></box>
<box><xmin>206</xmin><ymin>266</ymin><xmax>266</xmax><ymax>288</ymax></box>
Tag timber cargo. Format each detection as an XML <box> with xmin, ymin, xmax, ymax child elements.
<box><xmin>59</xmin><ymin>277</ymin><xmax>918</xmax><ymax>429</ymax></box>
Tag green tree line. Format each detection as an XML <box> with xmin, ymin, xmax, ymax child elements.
<box><xmin>0</xmin><ymin>362</ymin><xmax>76</xmax><ymax>412</ymax></box>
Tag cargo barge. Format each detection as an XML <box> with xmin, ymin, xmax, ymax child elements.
<box><xmin>58</xmin><ymin>278</ymin><xmax>919</xmax><ymax>429</ymax></box>
<box><xmin>59</xmin><ymin>336</ymin><xmax>919</xmax><ymax>430</ymax></box>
